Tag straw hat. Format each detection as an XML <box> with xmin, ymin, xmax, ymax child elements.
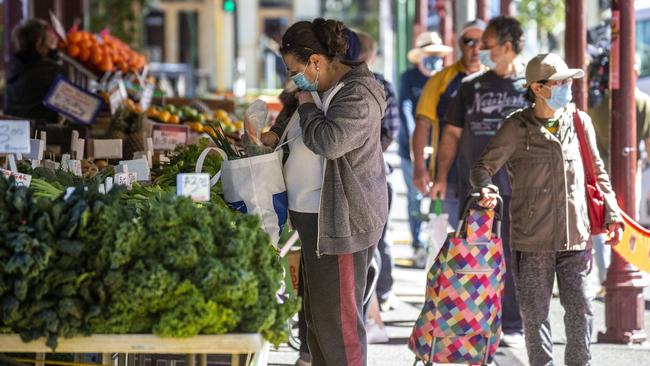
<box><xmin>407</xmin><ymin>32</ymin><xmax>452</xmax><ymax>64</ymax></box>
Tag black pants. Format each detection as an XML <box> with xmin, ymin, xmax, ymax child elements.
<box><xmin>290</xmin><ymin>211</ymin><xmax>375</xmax><ymax>366</ymax></box>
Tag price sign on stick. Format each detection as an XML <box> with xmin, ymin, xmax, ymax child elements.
<box><xmin>44</xmin><ymin>76</ymin><xmax>103</xmax><ymax>125</ymax></box>
<box><xmin>139</xmin><ymin>82</ymin><xmax>155</xmax><ymax>111</ymax></box>
<box><xmin>0</xmin><ymin>169</ymin><xmax>31</xmax><ymax>187</ymax></box>
<box><xmin>177</xmin><ymin>173</ymin><xmax>211</xmax><ymax>202</ymax></box>
<box><xmin>0</xmin><ymin>121</ymin><xmax>30</xmax><ymax>154</ymax></box>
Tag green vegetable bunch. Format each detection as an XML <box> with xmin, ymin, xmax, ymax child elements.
<box><xmin>0</xmin><ymin>177</ymin><xmax>298</xmax><ymax>350</ymax></box>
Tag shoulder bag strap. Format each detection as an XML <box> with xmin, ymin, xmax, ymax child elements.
<box><xmin>573</xmin><ymin>110</ymin><xmax>597</xmax><ymax>185</ymax></box>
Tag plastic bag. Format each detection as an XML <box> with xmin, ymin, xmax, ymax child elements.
<box><xmin>244</xmin><ymin>99</ymin><xmax>273</xmax><ymax>156</ymax></box>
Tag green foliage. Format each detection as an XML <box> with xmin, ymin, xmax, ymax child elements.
<box><xmin>88</xmin><ymin>0</ymin><xmax>149</xmax><ymax>49</ymax></box>
<box><xmin>0</xmin><ymin>177</ymin><xmax>298</xmax><ymax>349</ymax></box>
<box><xmin>517</xmin><ymin>0</ymin><xmax>565</xmax><ymax>34</ymax></box>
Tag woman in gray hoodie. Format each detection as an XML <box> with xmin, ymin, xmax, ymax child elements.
<box><xmin>267</xmin><ymin>18</ymin><xmax>388</xmax><ymax>366</ymax></box>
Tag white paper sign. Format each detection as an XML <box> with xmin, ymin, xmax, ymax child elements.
<box><xmin>68</xmin><ymin>160</ymin><xmax>82</xmax><ymax>177</ymax></box>
<box><xmin>1</xmin><ymin>168</ymin><xmax>32</xmax><ymax>187</ymax></box>
<box><xmin>0</xmin><ymin>120</ymin><xmax>30</xmax><ymax>154</ymax></box>
<box><xmin>152</xmin><ymin>125</ymin><xmax>188</xmax><ymax>151</ymax></box>
<box><xmin>26</xmin><ymin>139</ymin><xmax>45</xmax><ymax>160</ymax></box>
<box><xmin>61</xmin><ymin>154</ymin><xmax>71</xmax><ymax>172</ymax></box>
<box><xmin>177</xmin><ymin>173</ymin><xmax>210</xmax><ymax>202</ymax></box>
<box><xmin>114</xmin><ymin>173</ymin><xmax>131</xmax><ymax>188</ymax></box>
<box><xmin>49</xmin><ymin>11</ymin><xmax>67</xmax><ymax>43</ymax></box>
<box><xmin>139</xmin><ymin>82</ymin><xmax>155</xmax><ymax>111</ymax></box>
<box><xmin>44</xmin><ymin>76</ymin><xmax>103</xmax><ymax>124</ymax></box>
<box><xmin>109</xmin><ymin>87</ymin><xmax>124</xmax><ymax>115</ymax></box>
<box><xmin>118</xmin><ymin>158</ymin><xmax>150</xmax><ymax>181</ymax></box>
<box><xmin>93</xmin><ymin>139</ymin><xmax>123</xmax><ymax>159</ymax></box>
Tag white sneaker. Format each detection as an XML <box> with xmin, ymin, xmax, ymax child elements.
<box><xmin>499</xmin><ymin>332</ymin><xmax>526</xmax><ymax>348</ymax></box>
<box><xmin>366</xmin><ymin>321</ymin><xmax>389</xmax><ymax>344</ymax></box>
<box><xmin>380</xmin><ymin>291</ymin><xmax>401</xmax><ymax>312</ymax></box>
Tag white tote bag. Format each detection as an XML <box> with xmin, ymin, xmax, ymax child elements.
<box><xmin>196</xmin><ymin>148</ymin><xmax>288</xmax><ymax>247</ymax></box>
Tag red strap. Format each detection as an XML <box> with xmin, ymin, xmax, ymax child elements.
<box><xmin>573</xmin><ymin>110</ymin><xmax>597</xmax><ymax>185</ymax></box>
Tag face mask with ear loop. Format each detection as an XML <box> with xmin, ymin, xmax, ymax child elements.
<box><xmin>544</xmin><ymin>83</ymin><xmax>573</xmax><ymax>110</ymax></box>
<box><xmin>291</xmin><ymin>60</ymin><xmax>320</xmax><ymax>92</ymax></box>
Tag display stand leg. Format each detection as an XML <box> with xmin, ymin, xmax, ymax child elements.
<box><xmin>35</xmin><ymin>353</ymin><xmax>45</xmax><ymax>366</ymax></box>
<box><xmin>230</xmin><ymin>355</ymin><xmax>240</xmax><ymax>366</ymax></box>
<box><xmin>101</xmin><ymin>353</ymin><xmax>112</xmax><ymax>366</ymax></box>
<box><xmin>186</xmin><ymin>355</ymin><xmax>195</xmax><ymax>366</ymax></box>
<box><xmin>198</xmin><ymin>355</ymin><xmax>206</xmax><ymax>366</ymax></box>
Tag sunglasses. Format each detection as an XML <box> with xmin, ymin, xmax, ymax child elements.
<box><xmin>461</xmin><ymin>37</ymin><xmax>481</xmax><ymax>47</ymax></box>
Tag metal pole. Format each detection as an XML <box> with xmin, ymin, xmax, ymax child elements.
<box><xmin>565</xmin><ymin>0</ymin><xmax>587</xmax><ymax>111</ymax></box>
<box><xmin>437</xmin><ymin>0</ymin><xmax>454</xmax><ymax>65</ymax></box>
<box><xmin>476</xmin><ymin>0</ymin><xmax>488</xmax><ymax>21</ymax></box>
<box><xmin>500</xmin><ymin>0</ymin><xmax>515</xmax><ymax>16</ymax></box>
<box><xmin>414</xmin><ymin>0</ymin><xmax>428</xmax><ymax>35</ymax></box>
<box><xmin>597</xmin><ymin>0</ymin><xmax>648</xmax><ymax>344</ymax></box>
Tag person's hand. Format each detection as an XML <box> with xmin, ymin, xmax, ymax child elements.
<box><xmin>261</xmin><ymin>131</ymin><xmax>279</xmax><ymax>147</ymax></box>
<box><xmin>413</xmin><ymin>166</ymin><xmax>431</xmax><ymax>195</ymax></box>
<box><xmin>477</xmin><ymin>187</ymin><xmax>499</xmax><ymax>210</ymax></box>
<box><xmin>430</xmin><ymin>180</ymin><xmax>448</xmax><ymax>200</ymax></box>
<box><xmin>605</xmin><ymin>222</ymin><xmax>624</xmax><ymax>246</ymax></box>
<box><xmin>296</xmin><ymin>91</ymin><xmax>314</xmax><ymax>105</ymax></box>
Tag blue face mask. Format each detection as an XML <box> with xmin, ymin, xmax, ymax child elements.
<box><xmin>545</xmin><ymin>83</ymin><xmax>573</xmax><ymax>110</ymax></box>
<box><xmin>478</xmin><ymin>49</ymin><xmax>496</xmax><ymax>69</ymax></box>
<box><xmin>291</xmin><ymin>62</ymin><xmax>319</xmax><ymax>91</ymax></box>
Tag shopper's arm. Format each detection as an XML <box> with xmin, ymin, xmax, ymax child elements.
<box><xmin>430</xmin><ymin>124</ymin><xmax>462</xmax><ymax>199</ymax></box>
<box><xmin>412</xmin><ymin>116</ymin><xmax>432</xmax><ymax>194</ymax></box>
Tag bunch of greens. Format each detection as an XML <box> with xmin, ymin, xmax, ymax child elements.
<box><xmin>0</xmin><ymin>177</ymin><xmax>298</xmax><ymax>350</ymax></box>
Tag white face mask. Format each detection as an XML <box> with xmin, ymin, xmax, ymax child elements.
<box><xmin>478</xmin><ymin>49</ymin><xmax>496</xmax><ymax>69</ymax></box>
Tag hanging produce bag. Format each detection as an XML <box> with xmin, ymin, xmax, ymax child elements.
<box><xmin>196</xmin><ymin>147</ymin><xmax>288</xmax><ymax>247</ymax></box>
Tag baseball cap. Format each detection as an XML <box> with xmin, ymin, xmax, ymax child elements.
<box><xmin>407</xmin><ymin>31</ymin><xmax>453</xmax><ymax>64</ymax></box>
<box><xmin>459</xmin><ymin>19</ymin><xmax>487</xmax><ymax>38</ymax></box>
<box><xmin>524</xmin><ymin>53</ymin><xmax>585</xmax><ymax>87</ymax></box>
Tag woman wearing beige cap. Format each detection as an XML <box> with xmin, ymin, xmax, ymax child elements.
<box><xmin>469</xmin><ymin>53</ymin><xmax>624</xmax><ymax>366</ymax></box>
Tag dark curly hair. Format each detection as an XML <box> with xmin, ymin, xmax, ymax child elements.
<box><xmin>486</xmin><ymin>16</ymin><xmax>524</xmax><ymax>54</ymax></box>
<box><xmin>280</xmin><ymin>18</ymin><xmax>349</xmax><ymax>63</ymax></box>
<box><xmin>12</xmin><ymin>18</ymin><xmax>50</xmax><ymax>54</ymax></box>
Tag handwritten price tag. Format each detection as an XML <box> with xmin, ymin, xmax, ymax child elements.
<box><xmin>44</xmin><ymin>76</ymin><xmax>103</xmax><ymax>124</ymax></box>
<box><xmin>0</xmin><ymin>120</ymin><xmax>30</xmax><ymax>154</ymax></box>
<box><xmin>152</xmin><ymin>125</ymin><xmax>188</xmax><ymax>151</ymax></box>
<box><xmin>177</xmin><ymin>173</ymin><xmax>210</xmax><ymax>202</ymax></box>
<box><xmin>139</xmin><ymin>82</ymin><xmax>155</xmax><ymax>111</ymax></box>
<box><xmin>114</xmin><ymin>173</ymin><xmax>132</xmax><ymax>189</ymax></box>
<box><xmin>1</xmin><ymin>168</ymin><xmax>32</xmax><ymax>187</ymax></box>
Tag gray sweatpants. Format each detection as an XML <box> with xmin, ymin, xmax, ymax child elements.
<box><xmin>290</xmin><ymin>211</ymin><xmax>375</xmax><ymax>366</ymax></box>
<box><xmin>511</xmin><ymin>250</ymin><xmax>594</xmax><ymax>366</ymax></box>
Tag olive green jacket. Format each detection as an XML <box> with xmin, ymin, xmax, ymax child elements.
<box><xmin>470</xmin><ymin>105</ymin><xmax>622</xmax><ymax>252</ymax></box>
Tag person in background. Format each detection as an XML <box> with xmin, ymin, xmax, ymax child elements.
<box><xmin>278</xmin><ymin>18</ymin><xmax>388</xmax><ymax>366</ymax></box>
<box><xmin>471</xmin><ymin>52</ymin><xmax>623</xmax><ymax>366</ymax></box>
<box><xmin>5</xmin><ymin>18</ymin><xmax>64</xmax><ymax>126</ymax></box>
<box><xmin>431</xmin><ymin>16</ymin><xmax>527</xmax><ymax>347</ymax></box>
<box><xmin>410</xmin><ymin>19</ymin><xmax>485</xmax><ymax>268</ymax></box>
<box><xmin>355</xmin><ymin>30</ymin><xmax>400</xmax><ymax>313</ymax></box>
<box><xmin>398</xmin><ymin>31</ymin><xmax>451</xmax><ymax>269</ymax></box>
<box><xmin>587</xmin><ymin>52</ymin><xmax>650</xmax><ymax>292</ymax></box>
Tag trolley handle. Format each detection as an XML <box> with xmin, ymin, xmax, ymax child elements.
<box><xmin>454</xmin><ymin>192</ymin><xmax>504</xmax><ymax>238</ymax></box>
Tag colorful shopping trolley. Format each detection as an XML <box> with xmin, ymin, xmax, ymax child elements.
<box><xmin>409</xmin><ymin>194</ymin><xmax>506</xmax><ymax>365</ymax></box>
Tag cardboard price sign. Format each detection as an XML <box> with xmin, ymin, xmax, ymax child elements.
<box><xmin>1</xmin><ymin>168</ymin><xmax>32</xmax><ymax>187</ymax></box>
<box><xmin>152</xmin><ymin>125</ymin><xmax>188</xmax><ymax>151</ymax></box>
<box><xmin>0</xmin><ymin>120</ymin><xmax>30</xmax><ymax>154</ymax></box>
<box><xmin>44</xmin><ymin>76</ymin><xmax>103</xmax><ymax>124</ymax></box>
<box><xmin>176</xmin><ymin>173</ymin><xmax>211</xmax><ymax>202</ymax></box>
